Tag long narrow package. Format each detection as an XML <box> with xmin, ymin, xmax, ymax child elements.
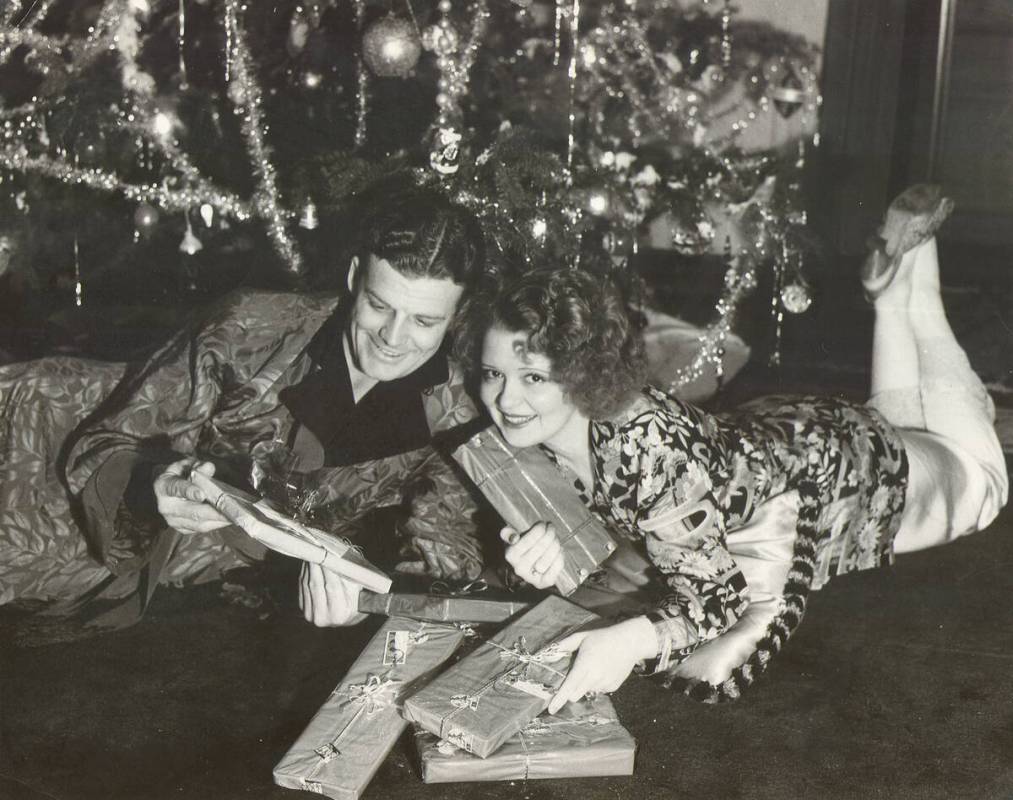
<box><xmin>190</xmin><ymin>471</ymin><xmax>392</xmax><ymax>593</ymax></box>
<box><xmin>357</xmin><ymin>581</ymin><xmax>533</xmax><ymax>624</ymax></box>
<box><xmin>414</xmin><ymin>694</ymin><xmax>636</xmax><ymax>782</ymax></box>
<box><xmin>402</xmin><ymin>596</ymin><xmax>598</xmax><ymax>758</ymax></box>
<box><xmin>452</xmin><ymin>427</ymin><xmax>617</xmax><ymax>595</ymax></box>
<box><xmin>273</xmin><ymin>616</ymin><xmax>465</xmax><ymax>799</ymax></box>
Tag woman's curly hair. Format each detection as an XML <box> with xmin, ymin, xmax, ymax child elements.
<box><xmin>455</xmin><ymin>267</ymin><xmax>648</xmax><ymax>420</ymax></box>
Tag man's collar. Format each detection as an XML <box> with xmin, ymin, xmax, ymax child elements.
<box><xmin>307</xmin><ymin>300</ymin><xmax>450</xmax><ymax>394</ymax></box>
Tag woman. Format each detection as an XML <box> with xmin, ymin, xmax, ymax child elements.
<box><xmin>457</xmin><ymin>185</ymin><xmax>1007</xmax><ymax>706</ymax></box>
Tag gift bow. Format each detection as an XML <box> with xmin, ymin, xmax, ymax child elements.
<box><xmin>312</xmin><ymin>674</ymin><xmax>402</xmax><ymax>766</ymax></box>
<box><xmin>495</xmin><ymin>636</ymin><xmax>569</xmax><ymax>680</ymax></box>
<box><xmin>344</xmin><ymin>674</ymin><xmax>400</xmax><ymax>715</ymax></box>
<box><xmin>428</xmin><ymin>578</ymin><xmax>489</xmax><ymax>597</ymax></box>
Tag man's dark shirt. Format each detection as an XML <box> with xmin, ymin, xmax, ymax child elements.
<box><xmin>278</xmin><ymin>304</ymin><xmax>450</xmax><ymax>467</ymax></box>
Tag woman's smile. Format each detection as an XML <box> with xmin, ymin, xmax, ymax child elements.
<box><xmin>500</xmin><ymin>411</ymin><xmax>538</xmax><ymax>427</ymax></box>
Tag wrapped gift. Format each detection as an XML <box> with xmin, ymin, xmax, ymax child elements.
<box><xmin>415</xmin><ymin>694</ymin><xmax>636</xmax><ymax>782</ymax></box>
<box><xmin>402</xmin><ymin>596</ymin><xmax>598</xmax><ymax>758</ymax></box>
<box><xmin>191</xmin><ymin>471</ymin><xmax>391</xmax><ymax>593</ymax></box>
<box><xmin>358</xmin><ymin>579</ymin><xmax>533</xmax><ymax>624</ymax></box>
<box><xmin>273</xmin><ymin>617</ymin><xmax>465</xmax><ymax>799</ymax></box>
<box><xmin>453</xmin><ymin>428</ymin><xmax>617</xmax><ymax>595</ymax></box>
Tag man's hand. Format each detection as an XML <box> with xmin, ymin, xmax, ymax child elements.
<box><xmin>153</xmin><ymin>458</ymin><xmax>230</xmax><ymax>534</ymax></box>
<box><xmin>299</xmin><ymin>562</ymin><xmax>368</xmax><ymax>627</ymax></box>
<box><xmin>547</xmin><ymin>616</ymin><xmax>659</xmax><ymax>714</ymax></box>
<box><xmin>501</xmin><ymin>521</ymin><xmax>565</xmax><ymax>589</ymax></box>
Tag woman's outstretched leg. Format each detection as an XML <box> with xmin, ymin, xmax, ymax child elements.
<box><xmin>867</xmin><ymin>238</ymin><xmax>924</xmax><ymax>429</ymax></box>
<box><xmin>867</xmin><ymin>206</ymin><xmax>1008</xmax><ymax>554</ymax></box>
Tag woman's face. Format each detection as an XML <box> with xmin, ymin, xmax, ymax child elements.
<box><xmin>479</xmin><ymin>325</ymin><xmax>585</xmax><ymax>450</ymax></box>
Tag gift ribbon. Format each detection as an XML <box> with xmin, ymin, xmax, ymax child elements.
<box><xmin>432</xmin><ymin>632</ymin><xmax>576</xmax><ymax>750</ymax></box>
<box><xmin>430</xmin><ymin>705</ymin><xmax>616</xmax><ymax>780</ymax></box>
<box><xmin>492</xmin><ymin>636</ymin><xmax>569</xmax><ymax>682</ymax></box>
<box><xmin>513</xmin><ymin>710</ymin><xmax>614</xmax><ymax>780</ymax></box>
<box><xmin>309</xmin><ymin>674</ymin><xmax>401</xmax><ymax>766</ymax></box>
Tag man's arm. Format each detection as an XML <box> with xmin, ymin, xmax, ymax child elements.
<box><xmin>62</xmin><ymin>291</ymin><xmax>331</xmax><ymax>575</ymax></box>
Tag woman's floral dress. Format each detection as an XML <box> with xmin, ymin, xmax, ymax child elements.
<box><xmin>568</xmin><ymin>387</ymin><xmax>908</xmax><ymax>698</ymax></box>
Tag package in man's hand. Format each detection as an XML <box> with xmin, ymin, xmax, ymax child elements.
<box><xmin>189</xmin><ymin>471</ymin><xmax>392</xmax><ymax>593</ymax></box>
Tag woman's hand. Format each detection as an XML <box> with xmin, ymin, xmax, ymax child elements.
<box><xmin>153</xmin><ymin>458</ymin><xmax>230</xmax><ymax>534</ymax></box>
<box><xmin>501</xmin><ymin>522</ymin><xmax>565</xmax><ymax>589</ymax></box>
<box><xmin>299</xmin><ymin>562</ymin><xmax>368</xmax><ymax>627</ymax></box>
<box><xmin>547</xmin><ymin>616</ymin><xmax>659</xmax><ymax>714</ymax></box>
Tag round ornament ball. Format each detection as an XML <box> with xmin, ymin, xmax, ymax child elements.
<box><xmin>134</xmin><ymin>203</ymin><xmax>160</xmax><ymax>236</ymax></box>
<box><xmin>780</xmin><ymin>281</ymin><xmax>812</xmax><ymax>314</ymax></box>
<box><xmin>362</xmin><ymin>15</ymin><xmax>422</xmax><ymax>78</ymax></box>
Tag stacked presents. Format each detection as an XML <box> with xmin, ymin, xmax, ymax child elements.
<box><xmin>273</xmin><ymin>596</ymin><xmax>637</xmax><ymax>797</ymax></box>
<box><xmin>271</xmin><ymin>429</ymin><xmax>638</xmax><ymax>798</ymax></box>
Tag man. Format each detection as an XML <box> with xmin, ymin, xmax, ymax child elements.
<box><xmin>57</xmin><ymin>189</ymin><xmax>487</xmax><ymax>627</ymax></box>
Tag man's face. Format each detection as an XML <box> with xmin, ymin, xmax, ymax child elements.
<box><xmin>346</xmin><ymin>254</ymin><xmax>465</xmax><ymax>383</ymax></box>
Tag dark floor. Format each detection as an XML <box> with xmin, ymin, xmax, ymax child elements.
<box><xmin>3</xmin><ymin>276</ymin><xmax>1013</xmax><ymax>800</ymax></box>
<box><xmin>2</xmin><ymin>489</ymin><xmax>1012</xmax><ymax>800</ymax></box>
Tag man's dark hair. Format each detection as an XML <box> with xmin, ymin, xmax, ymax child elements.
<box><xmin>356</xmin><ymin>189</ymin><xmax>485</xmax><ymax>290</ymax></box>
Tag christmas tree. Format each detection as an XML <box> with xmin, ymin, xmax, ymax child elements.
<box><xmin>0</xmin><ymin>0</ymin><xmax>821</xmax><ymax>389</ymax></box>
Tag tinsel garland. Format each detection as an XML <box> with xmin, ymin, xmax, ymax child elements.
<box><xmin>0</xmin><ymin>148</ymin><xmax>252</xmax><ymax>217</ymax></box>
<box><xmin>0</xmin><ymin>26</ymin><xmax>65</xmax><ymax>64</ymax></box>
<box><xmin>224</xmin><ymin>0</ymin><xmax>303</xmax><ymax>274</ymax></box>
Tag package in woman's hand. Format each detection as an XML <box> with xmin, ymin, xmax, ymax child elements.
<box><xmin>453</xmin><ymin>427</ymin><xmax>617</xmax><ymax>595</ymax></box>
<box><xmin>189</xmin><ymin>471</ymin><xmax>392</xmax><ymax>593</ymax></box>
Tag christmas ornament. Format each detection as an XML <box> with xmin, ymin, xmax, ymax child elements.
<box><xmin>179</xmin><ymin>218</ymin><xmax>203</xmax><ymax>255</ymax></box>
<box><xmin>585</xmin><ymin>188</ymin><xmax>610</xmax><ymax>217</ymax></box>
<box><xmin>602</xmin><ymin>228</ymin><xmax>634</xmax><ymax>255</ymax></box>
<box><xmin>199</xmin><ymin>203</ymin><xmax>215</xmax><ymax>227</ymax></box>
<box><xmin>671</xmin><ymin>217</ymin><xmax>716</xmax><ymax>256</ymax></box>
<box><xmin>770</xmin><ymin>64</ymin><xmax>806</xmax><ymax>118</ymax></box>
<box><xmin>425</xmin><ymin>0</ymin><xmax>489</xmax><ymax>136</ymax></box>
<box><xmin>151</xmin><ymin>109</ymin><xmax>181</xmax><ymax>143</ymax></box>
<box><xmin>362</xmin><ymin>15</ymin><xmax>422</xmax><ymax>78</ymax></box>
<box><xmin>780</xmin><ymin>281</ymin><xmax>812</xmax><ymax>314</ymax></box>
<box><xmin>299</xmin><ymin>200</ymin><xmax>319</xmax><ymax>230</ymax></box>
<box><xmin>430</xmin><ymin>127</ymin><xmax>462</xmax><ymax>176</ymax></box>
<box><xmin>301</xmin><ymin>70</ymin><xmax>323</xmax><ymax>90</ymax></box>
<box><xmin>134</xmin><ymin>203</ymin><xmax>159</xmax><ymax>237</ymax></box>
<box><xmin>531</xmin><ymin>217</ymin><xmax>548</xmax><ymax>241</ymax></box>
<box><xmin>422</xmin><ymin>21</ymin><xmax>460</xmax><ymax>57</ymax></box>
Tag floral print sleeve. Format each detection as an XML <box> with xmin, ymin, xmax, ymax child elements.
<box><xmin>591</xmin><ymin>395</ymin><xmax>749</xmax><ymax>666</ymax></box>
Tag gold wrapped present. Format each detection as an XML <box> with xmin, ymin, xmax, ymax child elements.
<box><xmin>415</xmin><ymin>693</ymin><xmax>636</xmax><ymax>782</ymax></box>
<box><xmin>453</xmin><ymin>427</ymin><xmax>617</xmax><ymax>595</ymax></box>
<box><xmin>273</xmin><ymin>617</ymin><xmax>465</xmax><ymax>799</ymax></box>
<box><xmin>402</xmin><ymin>596</ymin><xmax>598</xmax><ymax>758</ymax></box>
